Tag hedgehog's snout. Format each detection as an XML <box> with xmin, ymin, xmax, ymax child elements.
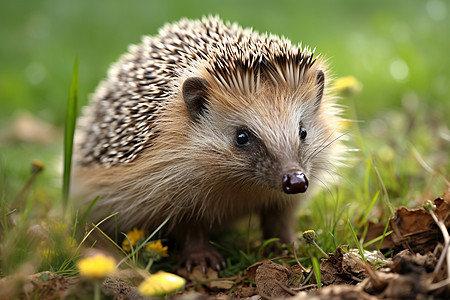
<box><xmin>282</xmin><ymin>171</ymin><xmax>309</xmax><ymax>194</ymax></box>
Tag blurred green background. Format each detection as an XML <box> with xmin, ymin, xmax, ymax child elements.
<box><xmin>1</xmin><ymin>0</ymin><xmax>449</xmax><ymax>123</ymax></box>
<box><xmin>0</xmin><ymin>0</ymin><xmax>448</xmax><ymax>201</ymax></box>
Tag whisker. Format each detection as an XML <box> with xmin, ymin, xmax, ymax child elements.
<box><xmin>314</xmin><ymin>157</ymin><xmax>355</xmax><ymax>187</ymax></box>
<box><xmin>305</xmin><ymin>128</ymin><xmax>339</xmax><ymax>162</ymax></box>
<box><xmin>313</xmin><ymin>165</ymin><xmax>339</xmax><ymax>182</ymax></box>
<box><xmin>309</xmin><ymin>132</ymin><xmax>349</xmax><ymax>161</ymax></box>
<box><xmin>313</xmin><ymin>156</ymin><xmax>342</xmax><ymax>173</ymax></box>
<box><xmin>310</xmin><ymin>173</ymin><xmax>334</xmax><ymax>198</ymax></box>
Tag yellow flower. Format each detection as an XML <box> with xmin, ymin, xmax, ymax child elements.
<box><xmin>122</xmin><ymin>228</ymin><xmax>145</xmax><ymax>252</ymax></box>
<box><xmin>302</xmin><ymin>230</ymin><xmax>316</xmax><ymax>244</ymax></box>
<box><xmin>41</xmin><ymin>244</ymin><xmax>55</xmax><ymax>260</ymax></box>
<box><xmin>145</xmin><ymin>240</ymin><xmax>169</xmax><ymax>258</ymax></box>
<box><xmin>40</xmin><ymin>235</ymin><xmax>77</xmax><ymax>261</ymax></box>
<box><xmin>332</xmin><ymin>76</ymin><xmax>362</xmax><ymax>95</ymax></box>
<box><xmin>138</xmin><ymin>271</ymin><xmax>185</xmax><ymax>297</ymax></box>
<box><xmin>31</xmin><ymin>159</ymin><xmax>45</xmax><ymax>173</ymax></box>
<box><xmin>77</xmin><ymin>254</ymin><xmax>116</xmax><ymax>279</ymax></box>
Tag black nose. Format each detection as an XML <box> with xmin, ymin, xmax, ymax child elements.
<box><xmin>282</xmin><ymin>171</ymin><xmax>308</xmax><ymax>194</ymax></box>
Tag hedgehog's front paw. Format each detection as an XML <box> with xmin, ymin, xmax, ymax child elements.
<box><xmin>183</xmin><ymin>244</ymin><xmax>226</xmax><ymax>273</ymax></box>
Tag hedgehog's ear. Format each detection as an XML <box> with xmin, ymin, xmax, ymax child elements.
<box><xmin>182</xmin><ymin>77</ymin><xmax>209</xmax><ymax>122</ymax></box>
<box><xmin>314</xmin><ymin>70</ymin><xmax>325</xmax><ymax>110</ymax></box>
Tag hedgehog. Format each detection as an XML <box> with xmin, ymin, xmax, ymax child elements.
<box><xmin>73</xmin><ymin>16</ymin><xmax>345</xmax><ymax>272</ymax></box>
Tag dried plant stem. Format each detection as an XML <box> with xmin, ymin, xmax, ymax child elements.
<box><xmin>292</xmin><ymin>283</ymin><xmax>318</xmax><ymax>291</ymax></box>
<box><xmin>12</xmin><ymin>160</ymin><xmax>44</xmax><ymax>209</ymax></box>
<box><xmin>312</xmin><ymin>240</ymin><xmax>329</xmax><ymax>258</ymax></box>
<box><xmin>292</xmin><ymin>241</ymin><xmax>308</xmax><ymax>273</ymax></box>
<box><xmin>427</xmin><ymin>206</ymin><xmax>450</xmax><ymax>291</ymax></box>
<box><xmin>274</xmin><ymin>280</ymin><xmax>297</xmax><ymax>296</ymax></box>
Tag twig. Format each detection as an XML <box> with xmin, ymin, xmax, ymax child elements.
<box><xmin>258</xmin><ymin>290</ymin><xmax>277</xmax><ymax>300</ymax></box>
<box><xmin>292</xmin><ymin>241</ymin><xmax>308</xmax><ymax>273</ymax></box>
<box><xmin>374</xmin><ymin>166</ymin><xmax>395</xmax><ymax>215</ymax></box>
<box><xmin>426</xmin><ymin>202</ymin><xmax>450</xmax><ymax>274</ymax></box>
<box><xmin>292</xmin><ymin>283</ymin><xmax>318</xmax><ymax>291</ymax></box>
<box><xmin>412</xmin><ymin>147</ymin><xmax>450</xmax><ymax>187</ymax></box>
<box><xmin>12</xmin><ymin>159</ymin><xmax>45</xmax><ymax>209</ymax></box>
<box><xmin>433</xmin><ymin>240</ymin><xmax>450</xmax><ymax>278</ymax></box>
<box><xmin>424</xmin><ymin>200</ymin><xmax>450</xmax><ymax>291</ymax></box>
<box><xmin>274</xmin><ymin>280</ymin><xmax>297</xmax><ymax>296</ymax></box>
<box><xmin>429</xmin><ymin>278</ymin><xmax>450</xmax><ymax>291</ymax></box>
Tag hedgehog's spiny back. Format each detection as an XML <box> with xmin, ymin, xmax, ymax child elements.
<box><xmin>75</xmin><ymin>17</ymin><xmax>242</xmax><ymax>166</ymax></box>
<box><xmin>75</xmin><ymin>16</ymin><xmax>320</xmax><ymax>167</ymax></box>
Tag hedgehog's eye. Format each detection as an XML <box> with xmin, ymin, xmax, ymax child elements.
<box><xmin>299</xmin><ymin>126</ymin><xmax>307</xmax><ymax>140</ymax></box>
<box><xmin>235</xmin><ymin>129</ymin><xmax>252</xmax><ymax>147</ymax></box>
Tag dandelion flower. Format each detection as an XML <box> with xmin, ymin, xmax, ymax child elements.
<box><xmin>138</xmin><ymin>271</ymin><xmax>185</xmax><ymax>297</ymax></box>
<box><xmin>302</xmin><ymin>230</ymin><xmax>329</xmax><ymax>258</ymax></box>
<box><xmin>77</xmin><ymin>254</ymin><xmax>116</xmax><ymax>279</ymax></box>
<box><xmin>302</xmin><ymin>230</ymin><xmax>316</xmax><ymax>244</ymax></box>
<box><xmin>122</xmin><ymin>228</ymin><xmax>145</xmax><ymax>252</ymax></box>
<box><xmin>332</xmin><ymin>76</ymin><xmax>362</xmax><ymax>95</ymax></box>
<box><xmin>31</xmin><ymin>159</ymin><xmax>45</xmax><ymax>173</ymax></box>
<box><xmin>41</xmin><ymin>241</ymin><xmax>55</xmax><ymax>261</ymax></box>
<box><xmin>145</xmin><ymin>240</ymin><xmax>169</xmax><ymax>258</ymax></box>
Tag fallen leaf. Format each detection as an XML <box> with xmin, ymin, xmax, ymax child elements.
<box><xmin>366</xmin><ymin>190</ymin><xmax>450</xmax><ymax>254</ymax></box>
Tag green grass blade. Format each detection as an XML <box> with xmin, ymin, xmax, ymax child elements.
<box><xmin>257</xmin><ymin>238</ymin><xmax>279</xmax><ymax>258</ymax></box>
<box><xmin>62</xmin><ymin>57</ymin><xmax>79</xmax><ymax>217</ymax></box>
<box><xmin>76</xmin><ymin>211</ymin><xmax>120</xmax><ymax>252</ymax></box>
<box><xmin>360</xmin><ymin>190</ymin><xmax>379</xmax><ymax>227</ymax></box>
<box><xmin>311</xmin><ymin>256</ymin><xmax>321</xmax><ymax>289</ymax></box>
<box><xmin>72</xmin><ymin>210</ymin><xmax>79</xmax><ymax>239</ymax></box>
<box><xmin>239</xmin><ymin>250</ymin><xmax>253</xmax><ymax>264</ymax></box>
<box><xmin>363</xmin><ymin>230</ymin><xmax>393</xmax><ymax>248</ymax></box>
<box><xmin>374</xmin><ymin>166</ymin><xmax>394</xmax><ymax>215</ymax></box>
<box><xmin>134</xmin><ymin>217</ymin><xmax>169</xmax><ymax>253</ymax></box>
<box><xmin>328</xmin><ymin>232</ymin><xmax>338</xmax><ymax>249</ymax></box>
<box><xmin>347</xmin><ymin>218</ymin><xmax>366</xmax><ymax>262</ymax></box>
<box><xmin>377</xmin><ymin>217</ymin><xmax>392</xmax><ymax>250</ymax></box>
<box><xmin>116</xmin><ymin>217</ymin><xmax>170</xmax><ymax>268</ymax></box>
<box><xmin>209</xmin><ymin>241</ymin><xmax>230</xmax><ymax>252</ymax></box>
<box><xmin>78</xmin><ymin>196</ymin><xmax>100</xmax><ymax>231</ymax></box>
<box><xmin>364</xmin><ymin>155</ymin><xmax>372</xmax><ymax>202</ymax></box>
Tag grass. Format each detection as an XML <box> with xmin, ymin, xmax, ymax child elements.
<box><xmin>62</xmin><ymin>57</ymin><xmax>78</xmax><ymax>217</ymax></box>
<box><xmin>311</xmin><ymin>257</ymin><xmax>322</xmax><ymax>289</ymax></box>
<box><xmin>0</xmin><ymin>1</ymin><xmax>449</xmax><ymax>296</ymax></box>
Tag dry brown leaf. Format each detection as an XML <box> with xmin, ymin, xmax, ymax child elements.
<box><xmin>320</xmin><ymin>249</ymin><xmax>367</xmax><ymax>286</ymax></box>
<box><xmin>366</xmin><ymin>189</ymin><xmax>450</xmax><ymax>254</ymax></box>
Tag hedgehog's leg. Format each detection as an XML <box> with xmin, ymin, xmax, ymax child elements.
<box><xmin>180</xmin><ymin>224</ymin><xmax>225</xmax><ymax>273</ymax></box>
<box><xmin>260</xmin><ymin>204</ymin><xmax>296</xmax><ymax>244</ymax></box>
